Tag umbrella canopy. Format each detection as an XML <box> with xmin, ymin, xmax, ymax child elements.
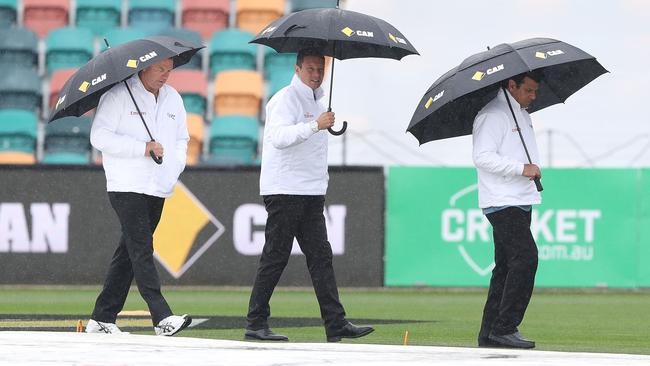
<box><xmin>49</xmin><ymin>35</ymin><xmax>203</xmax><ymax>122</ymax></box>
<box><xmin>250</xmin><ymin>7</ymin><xmax>418</xmax><ymax>60</ymax></box>
<box><xmin>407</xmin><ymin>38</ymin><xmax>608</xmax><ymax>145</ymax></box>
<box><xmin>251</xmin><ymin>4</ymin><xmax>418</xmax><ymax>137</ymax></box>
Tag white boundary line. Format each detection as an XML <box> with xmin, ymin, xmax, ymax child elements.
<box><xmin>0</xmin><ymin>331</ymin><xmax>648</xmax><ymax>366</ymax></box>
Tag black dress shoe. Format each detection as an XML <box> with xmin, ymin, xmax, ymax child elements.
<box><xmin>244</xmin><ymin>328</ymin><xmax>289</xmax><ymax>341</ymax></box>
<box><xmin>326</xmin><ymin>322</ymin><xmax>374</xmax><ymax>342</ymax></box>
<box><xmin>478</xmin><ymin>336</ymin><xmax>502</xmax><ymax>347</ymax></box>
<box><xmin>488</xmin><ymin>331</ymin><xmax>535</xmax><ymax>349</ymax></box>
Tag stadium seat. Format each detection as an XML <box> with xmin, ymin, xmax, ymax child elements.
<box><xmin>158</xmin><ymin>28</ymin><xmax>204</xmax><ymax>70</ymax></box>
<box><xmin>41</xmin><ymin>151</ymin><xmax>89</xmax><ymax>164</ymax></box>
<box><xmin>213</xmin><ymin>70</ymin><xmax>263</xmax><ymax>117</ymax></box>
<box><xmin>45</xmin><ymin>27</ymin><xmax>94</xmax><ymax>74</ymax></box>
<box><xmin>100</xmin><ymin>27</ymin><xmax>149</xmax><ymax>51</ymax></box>
<box><xmin>264</xmin><ymin>49</ymin><xmax>296</xmax><ymax>96</ymax></box>
<box><xmin>76</xmin><ymin>0</ymin><xmax>121</xmax><ymax>36</ymax></box>
<box><xmin>0</xmin><ymin>151</ymin><xmax>35</xmax><ymax>164</ymax></box>
<box><xmin>181</xmin><ymin>0</ymin><xmax>229</xmax><ymax>40</ymax></box>
<box><xmin>23</xmin><ymin>0</ymin><xmax>70</xmax><ymax>39</ymax></box>
<box><xmin>0</xmin><ymin>27</ymin><xmax>39</xmax><ymax>69</ymax></box>
<box><xmin>186</xmin><ymin>113</ymin><xmax>205</xmax><ymax>166</ymax></box>
<box><xmin>291</xmin><ymin>0</ymin><xmax>337</xmax><ymax>12</ymax></box>
<box><xmin>44</xmin><ymin>115</ymin><xmax>91</xmax><ymax>158</ymax></box>
<box><xmin>208</xmin><ymin>28</ymin><xmax>258</xmax><ymax>78</ymax></box>
<box><xmin>166</xmin><ymin>69</ymin><xmax>208</xmax><ymax>116</ymax></box>
<box><xmin>0</xmin><ymin>0</ymin><xmax>17</xmax><ymax>28</ymax></box>
<box><xmin>128</xmin><ymin>0</ymin><xmax>176</xmax><ymax>34</ymax></box>
<box><xmin>236</xmin><ymin>0</ymin><xmax>285</xmax><ymax>35</ymax></box>
<box><xmin>206</xmin><ymin>115</ymin><xmax>258</xmax><ymax>165</ymax></box>
<box><xmin>0</xmin><ymin>109</ymin><xmax>38</xmax><ymax>157</ymax></box>
<box><xmin>48</xmin><ymin>68</ymin><xmax>76</xmax><ymax>110</ymax></box>
<box><xmin>0</xmin><ymin>68</ymin><xmax>41</xmax><ymax>112</ymax></box>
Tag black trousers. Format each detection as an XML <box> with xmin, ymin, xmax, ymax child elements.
<box><xmin>91</xmin><ymin>192</ymin><xmax>172</xmax><ymax>326</ymax></box>
<box><xmin>479</xmin><ymin>207</ymin><xmax>538</xmax><ymax>338</ymax></box>
<box><xmin>247</xmin><ymin>195</ymin><xmax>346</xmax><ymax>332</ymax></box>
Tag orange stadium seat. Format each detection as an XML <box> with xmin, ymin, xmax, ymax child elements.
<box><xmin>0</xmin><ymin>151</ymin><xmax>35</xmax><ymax>164</ymax></box>
<box><xmin>181</xmin><ymin>0</ymin><xmax>229</xmax><ymax>40</ymax></box>
<box><xmin>23</xmin><ymin>0</ymin><xmax>70</xmax><ymax>38</ymax></box>
<box><xmin>236</xmin><ymin>0</ymin><xmax>285</xmax><ymax>35</ymax></box>
<box><xmin>48</xmin><ymin>68</ymin><xmax>76</xmax><ymax>110</ymax></box>
<box><xmin>186</xmin><ymin>113</ymin><xmax>205</xmax><ymax>165</ymax></box>
<box><xmin>166</xmin><ymin>69</ymin><xmax>208</xmax><ymax>116</ymax></box>
<box><xmin>213</xmin><ymin>70</ymin><xmax>263</xmax><ymax>117</ymax></box>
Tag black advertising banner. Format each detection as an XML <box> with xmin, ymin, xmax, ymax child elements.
<box><xmin>0</xmin><ymin>166</ymin><xmax>384</xmax><ymax>286</ymax></box>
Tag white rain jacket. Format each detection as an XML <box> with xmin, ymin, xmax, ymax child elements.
<box><xmin>472</xmin><ymin>88</ymin><xmax>541</xmax><ymax>208</ymax></box>
<box><xmin>90</xmin><ymin>75</ymin><xmax>189</xmax><ymax>198</ymax></box>
<box><xmin>260</xmin><ymin>74</ymin><xmax>328</xmax><ymax>196</ymax></box>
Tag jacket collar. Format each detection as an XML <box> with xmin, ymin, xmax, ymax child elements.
<box><xmin>291</xmin><ymin>74</ymin><xmax>324</xmax><ymax>101</ymax></box>
<box><xmin>127</xmin><ymin>73</ymin><xmax>167</xmax><ymax>101</ymax></box>
<box><xmin>497</xmin><ymin>87</ymin><xmax>524</xmax><ymax>111</ymax></box>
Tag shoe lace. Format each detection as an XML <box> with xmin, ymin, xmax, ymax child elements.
<box><xmin>97</xmin><ymin>322</ymin><xmax>118</xmax><ymax>333</ymax></box>
<box><xmin>157</xmin><ymin>321</ymin><xmax>175</xmax><ymax>333</ymax></box>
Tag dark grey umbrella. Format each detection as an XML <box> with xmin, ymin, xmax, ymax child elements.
<box><xmin>407</xmin><ymin>37</ymin><xmax>608</xmax><ymax>191</ymax></box>
<box><xmin>49</xmin><ymin>36</ymin><xmax>204</xmax><ymax>164</ymax></box>
<box><xmin>251</xmin><ymin>0</ymin><xmax>418</xmax><ymax>135</ymax></box>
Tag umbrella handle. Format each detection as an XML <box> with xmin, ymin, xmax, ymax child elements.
<box><xmin>150</xmin><ymin>150</ymin><xmax>163</xmax><ymax>165</ymax></box>
<box><xmin>149</xmin><ymin>140</ymin><xmax>163</xmax><ymax>165</ymax></box>
<box><xmin>328</xmin><ymin>121</ymin><xmax>347</xmax><ymax>136</ymax></box>
<box><xmin>534</xmin><ymin>177</ymin><xmax>543</xmax><ymax>192</ymax></box>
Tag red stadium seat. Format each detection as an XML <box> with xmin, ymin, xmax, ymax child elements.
<box><xmin>23</xmin><ymin>0</ymin><xmax>70</xmax><ymax>38</ymax></box>
<box><xmin>166</xmin><ymin>69</ymin><xmax>208</xmax><ymax>116</ymax></box>
<box><xmin>181</xmin><ymin>0</ymin><xmax>229</xmax><ymax>40</ymax></box>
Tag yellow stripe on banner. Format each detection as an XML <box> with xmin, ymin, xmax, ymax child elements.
<box><xmin>153</xmin><ymin>185</ymin><xmax>210</xmax><ymax>274</ymax></box>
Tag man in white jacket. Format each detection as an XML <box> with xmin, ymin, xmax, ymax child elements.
<box><xmin>86</xmin><ymin>57</ymin><xmax>191</xmax><ymax>336</ymax></box>
<box><xmin>245</xmin><ymin>48</ymin><xmax>374</xmax><ymax>342</ymax></box>
<box><xmin>473</xmin><ymin>71</ymin><xmax>543</xmax><ymax>349</ymax></box>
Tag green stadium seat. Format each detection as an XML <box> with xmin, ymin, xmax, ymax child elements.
<box><xmin>264</xmin><ymin>49</ymin><xmax>296</xmax><ymax>96</ymax></box>
<box><xmin>23</xmin><ymin>0</ymin><xmax>70</xmax><ymax>39</ymax></box>
<box><xmin>0</xmin><ymin>109</ymin><xmax>38</xmax><ymax>153</ymax></box>
<box><xmin>181</xmin><ymin>0</ymin><xmax>229</xmax><ymax>40</ymax></box>
<box><xmin>291</xmin><ymin>0</ymin><xmax>337</xmax><ymax>12</ymax></box>
<box><xmin>0</xmin><ymin>0</ymin><xmax>17</xmax><ymax>28</ymax></box>
<box><xmin>100</xmin><ymin>27</ymin><xmax>149</xmax><ymax>51</ymax></box>
<box><xmin>0</xmin><ymin>27</ymin><xmax>39</xmax><ymax>69</ymax></box>
<box><xmin>0</xmin><ymin>68</ymin><xmax>42</xmax><ymax>111</ymax></box>
<box><xmin>41</xmin><ymin>151</ymin><xmax>90</xmax><ymax>164</ymax></box>
<box><xmin>76</xmin><ymin>0</ymin><xmax>121</xmax><ymax>36</ymax></box>
<box><xmin>45</xmin><ymin>27</ymin><xmax>94</xmax><ymax>74</ymax></box>
<box><xmin>44</xmin><ymin>115</ymin><xmax>91</xmax><ymax>155</ymax></box>
<box><xmin>209</xmin><ymin>28</ymin><xmax>258</xmax><ymax>78</ymax></box>
<box><xmin>206</xmin><ymin>115</ymin><xmax>258</xmax><ymax>165</ymax></box>
<box><xmin>158</xmin><ymin>28</ymin><xmax>204</xmax><ymax>70</ymax></box>
<box><xmin>128</xmin><ymin>0</ymin><xmax>176</xmax><ymax>34</ymax></box>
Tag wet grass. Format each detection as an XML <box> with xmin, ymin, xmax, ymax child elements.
<box><xmin>0</xmin><ymin>286</ymin><xmax>648</xmax><ymax>354</ymax></box>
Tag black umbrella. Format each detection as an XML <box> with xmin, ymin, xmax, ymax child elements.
<box><xmin>251</xmin><ymin>0</ymin><xmax>418</xmax><ymax>135</ymax></box>
<box><xmin>407</xmin><ymin>37</ymin><xmax>608</xmax><ymax>191</ymax></box>
<box><xmin>49</xmin><ymin>36</ymin><xmax>203</xmax><ymax>164</ymax></box>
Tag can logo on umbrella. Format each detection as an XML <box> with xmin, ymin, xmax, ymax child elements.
<box><xmin>424</xmin><ymin>90</ymin><xmax>445</xmax><ymax>109</ymax></box>
<box><xmin>471</xmin><ymin>64</ymin><xmax>504</xmax><ymax>81</ymax></box>
<box><xmin>55</xmin><ymin>94</ymin><xmax>66</xmax><ymax>109</ymax></box>
<box><xmin>535</xmin><ymin>49</ymin><xmax>565</xmax><ymax>59</ymax></box>
<box><xmin>388</xmin><ymin>33</ymin><xmax>407</xmax><ymax>45</ymax></box>
<box><xmin>341</xmin><ymin>26</ymin><xmax>374</xmax><ymax>38</ymax></box>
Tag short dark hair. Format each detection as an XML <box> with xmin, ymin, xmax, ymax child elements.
<box><xmin>296</xmin><ymin>48</ymin><xmax>324</xmax><ymax>67</ymax></box>
<box><xmin>504</xmin><ymin>70</ymin><xmax>544</xmax><ymax>87</ymax></box>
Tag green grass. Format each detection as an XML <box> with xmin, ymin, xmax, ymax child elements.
<box><xmin>0</xmin><ymin>286</ymin><xmax>648</xmax><ymax>354</ymax></box>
